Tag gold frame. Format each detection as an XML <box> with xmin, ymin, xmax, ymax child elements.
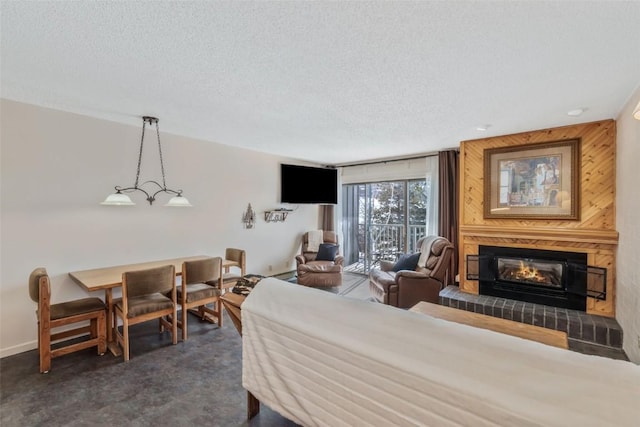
<box><xmin>483</xmin><ymin>139</ymin><xmax>580</xmax><ymax>219</ymax></box>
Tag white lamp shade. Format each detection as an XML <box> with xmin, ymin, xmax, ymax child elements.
<box><xmin>165</xmin><ymin>196</ymin><xmax>192</xmax><ymax>207</ymax></box>
<box><xmin>633</xmin><ymin>101</ymin><xmax>640</xmax><ymax>120</ymax></box>
<box><xmin>101</xmin><ymin>193</ymin><xmax>135</xmax><ymax>206</ymax></box>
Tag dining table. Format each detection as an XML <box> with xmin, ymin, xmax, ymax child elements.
<box><xmin>69</xmin><ymin>255</ymin><xmax>239</xmax><ymax>356</ymax></box>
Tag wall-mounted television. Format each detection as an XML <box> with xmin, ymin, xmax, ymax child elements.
<box><xmin>280</xmin><ymin>163</ymin><xmax>338</xmax><ymax>204</ymax></box>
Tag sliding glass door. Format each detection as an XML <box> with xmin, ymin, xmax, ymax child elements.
<box><xmin>342</xmin><ymin>179</ymin><xmax>429</xmax><ymax>273</ymax></box>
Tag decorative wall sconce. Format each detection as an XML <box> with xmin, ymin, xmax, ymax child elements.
<box><xmin>101</xmin><ymin>116</ymin><xmax>192</xmax><ymax>207</ymax></box>
<box><xmin>242</xmin><ymin>203</ymin><xmax>256</xmax><ymax>228</ymax></box>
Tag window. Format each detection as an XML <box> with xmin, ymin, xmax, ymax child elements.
<box><xmin>342</xmin><ymin>179</ymin><xmax>430</xmax><ymax>273</ymax></box>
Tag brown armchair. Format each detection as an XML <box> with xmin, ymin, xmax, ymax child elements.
<box><xmin>369</xmin><ymin>236</ymin><xmax>454</xmax><ymax>308</ymax></box>
<box><xmin>295</xmin><ymin>231</ymin><xmax>343</xmax><ymax>287</ymax></box>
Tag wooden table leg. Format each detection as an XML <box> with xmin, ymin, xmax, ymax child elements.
<box><xmin>247</xmin><ymin>391</ymin><xmax>260</xmax><ymax>419</ymax></box>
<box><xmin>220</xmin><ymin>293</ymin><xmax>258</xmax><ymax>419</ymax></box>
<box><xmin>104</xmin><ymin>289</ymin><xmax>122</xmax><ymax>356</ymax></box>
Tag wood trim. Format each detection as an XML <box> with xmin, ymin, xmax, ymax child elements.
<box><xmin>409</xmin><ymin>301</ymin><xmax>568</xmax><ymax>349</ymax></box>
<box><xmin>460</xmin><ymin>225</ymin><xmax>619</xmax><ymax>245</ymax></box>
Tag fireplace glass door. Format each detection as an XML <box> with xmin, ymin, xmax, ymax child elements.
<box><xmin>466</xmin><ymin>246</ymin><xmax>607</xmax><ymax>312</ymax></box>
<box><xmin>497</xmin><ymin>257</ymin><xmax>563</xmax><ymax>289</ymax></box>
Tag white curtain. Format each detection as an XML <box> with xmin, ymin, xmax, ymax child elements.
<box><xmin>425</xmin><ymin>155</ymin><xmax>439</xmax><ymax>236</ymax></box>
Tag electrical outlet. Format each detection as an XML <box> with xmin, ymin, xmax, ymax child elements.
<box><xmin>637</xmin><ymin>335</ymin><xmax>640</xmax><ymax>350</ymax></box>
<box><xmin>268</xmin><ymin>265</ymin><xmax>273</xmax><ymax>272</ymax></box>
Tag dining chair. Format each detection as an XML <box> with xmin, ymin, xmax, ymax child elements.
<box><xmin>28</xmin><ymin>267</ymin><xmax>107</xmax><ymax>373</ymax></box>
<box><xmin>179</xmin><ymin>257</ymin><xmax>223</xmax><ymax>340</ymax></box>
<box><xmin>222</xmin><ymin>248</ymin><xmax>246</xmax><ymax>291</ymax></box>
<box><xmin>113</xmin><ymin>264</ymin><xmax>177</xmax><ymax>361</ymax></box>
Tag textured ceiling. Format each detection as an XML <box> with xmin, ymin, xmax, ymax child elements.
<box><xmin>2</xmin><ymin>1</ymin><xmax>639</xmax><ymax>165</ymax></box>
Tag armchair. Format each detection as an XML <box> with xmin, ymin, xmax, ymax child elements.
<box><xmin>295</xmin><ymin>231</ymin><xmax>343</xmax><ymax>287</ymax></box>
<box><xmin>369</xmin><ymin>236</ymin><xmax>454</xmax><ymax>308</ymax></box>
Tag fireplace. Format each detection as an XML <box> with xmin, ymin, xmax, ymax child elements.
<box><xmin>468</xmin><ymin>246</ymin><xmax>606</xmax><ymax>312</ymax></box>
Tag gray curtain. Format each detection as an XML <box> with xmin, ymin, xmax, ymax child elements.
<box><xmin>438</xmin><ymin>150</ymin><xmax>459</xmax><ymax>286</ymax></box>
<box><xmin>340</xmin><ymin>186</ymin><xmax>360</xmax><ymax>266</ymax></box>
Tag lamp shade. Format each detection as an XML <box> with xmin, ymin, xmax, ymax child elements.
<box><xmin>101</xmin><ymin>193</ymin><xmax>135</xmax><ymax>206</ymax></box>
<box><xmin>633</xmin><ymin>101</ymin><xmax>640</xmax><ymax>120</ymax></box>
<box><xmin>165</xmin><ymin>195</ymin><xmax>192</xmax><ymax>207</ymax></box>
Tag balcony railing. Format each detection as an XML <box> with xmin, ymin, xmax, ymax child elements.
<box><xmin>349</xmin><ymin>224</ymin><xmax>427</xmax><ymax>273</ymax></box>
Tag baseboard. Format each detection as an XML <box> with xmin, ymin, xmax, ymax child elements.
<box><xmin>270</xmin><ymin>270</ymin><xmax>296</xmax><ymax>280</ymax></box>
<box><xmin>1</xmin><ymin>340</ymin><xmax>37</xmax><ymax>359</ymax></box>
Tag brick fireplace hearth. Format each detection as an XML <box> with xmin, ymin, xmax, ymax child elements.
<box><xmin>439</xmin><ymin>285</ymin><xmax>626</xmax><ymax>359</ymax></box>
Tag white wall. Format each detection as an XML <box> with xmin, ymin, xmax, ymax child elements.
<box><xmin>0</xmin><ymin>99</ymin><xmax>319</xmax><ymax>357</ymax></box>
<box><xmin>616</xmin><ymin>86</ymin><xmax>640</xmax><ymax>364</ymax></box>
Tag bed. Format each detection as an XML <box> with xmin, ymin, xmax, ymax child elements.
<box><xmin>242</xmin><ymin>278</ymin><xmax>640</xmax><ymax>426</ymax></box>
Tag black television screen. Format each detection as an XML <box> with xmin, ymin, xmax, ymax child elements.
<box><xmin>280</xmin><ymin>164</ymin><xmax>338</xmax><ymax>204</ymax></box>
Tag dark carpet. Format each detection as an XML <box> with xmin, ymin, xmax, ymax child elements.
<box><xmin>0</xmin><ymin>310</ymin><xmax>298</xmax><ymax>427</ymax></box>
<box><xmin>0</xmin><ymin>273</ymin><xmax>371</xmax><ymax>427</ymax></box>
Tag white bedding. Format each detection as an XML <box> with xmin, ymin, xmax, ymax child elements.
<box><xmin>242</xmin><ymin>278</ymin><xmax>640</xmax><ymax>427</ymax></box>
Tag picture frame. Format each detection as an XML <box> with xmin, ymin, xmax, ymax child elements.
<box><xmin>483</xmin><ymin>139</ymin><xmax>580</xmax><ymax>219</ymax></box>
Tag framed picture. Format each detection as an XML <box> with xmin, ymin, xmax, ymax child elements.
<box><xmin>483</xmin><ymin>139</ymin><xmax>580</xmax><ymax>219</ymax></box>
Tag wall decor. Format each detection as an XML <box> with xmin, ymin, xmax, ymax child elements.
<box><xmin>483</xmin><ymin>139</ymin><xmax>580</xmax><ymax>219</ymax></box>
<box><xmin>242</xmin><ymin>203</ymin><xmax>256</xmax><ymax>228</ymax></box>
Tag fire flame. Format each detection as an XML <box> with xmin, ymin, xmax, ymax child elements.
<box><xmin>517</xmin><ymin>260</ymin><xmax>544</xmax><ymax>282</ymax></box>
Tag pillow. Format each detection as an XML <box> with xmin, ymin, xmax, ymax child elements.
<box><xmin>315</xmin><ymin>243</ymin><xmax>339</xmax><ymax>261</ymax></box>
<box><xmin>392</xmin><ymin>252</ymin><xmax>420</xmax><ymax>272</ymax></box>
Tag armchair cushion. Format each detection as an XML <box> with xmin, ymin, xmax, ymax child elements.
<box><xmin>316</xmin><ymin>244</ymin><xmax>339</xmax><ymax>261</ymax></box>
<box><xmin>392</xmin><ymin>253</ymin><xmax>420</xmax><ymax>272</ymax></box>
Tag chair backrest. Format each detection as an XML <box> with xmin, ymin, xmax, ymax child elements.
<box><xmin>29</xmin><ymin>267</ymin><xmax>49</xmax><ymax>304</ymax></box>
<box><xmin>300</xmin><ymin>231</ymin><xmax>339</xmax><ymax>263</ymax></box>
<box><xmin>415</xmin><ymin>236</ymin><xmax>454</xmax><ymax>282</ymax></box>
<box><xmin>301</xmin><ymin>231</ymin><xmax>339</xmax><ymax>253</ymax></box>
<box><xmin>224</xmin><ymin>248</ymin><xmax>246</xmax><ymax>275</ymax></box>
<box><xmin>183</xmin><ymin>257</ymin><xmax>222</xmax><ymax>287</ymax></box>
<box><xmin>123</xmin><ymin>265</ymin><xmax>175</xmax><ymax>299</ymax></box>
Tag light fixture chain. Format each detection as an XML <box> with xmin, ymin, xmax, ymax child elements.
<box><xmin>134</xmin><ymin>119</ymin><xmax>146</xmax><ymax>188</ymax></box>
<box><xmin>155</xmin><ymin>120</ymin><xmax>167</xmax><ymax>189</ymax></box>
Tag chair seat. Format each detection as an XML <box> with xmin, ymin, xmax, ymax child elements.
<box><xmin>368</xmin><ymin>269</ymin><xmax>397</xmax><ymax>292</ymax></box>
<box><xmin>50</xmin><ymin>297</ymin><xmax>106</xmax><ymax>320</ymax></box>
<box><xmin>297</xmin><ymin>262</ymin><xmax>342</xmax><ymax>273</ymax></box>
<box><xmin>223</xmin><ymin>272</ymin><xmax>241</xmax><ymax>282</ymax></box>
<box><xmin>115</xmin><ymin>293</ymin><xmax>174</xmax><ymax>318</ymax></box>
<box><xmin>177</xmin><ymin>283</ymin><xmax>221</xmax><ymax>303</ymax></box>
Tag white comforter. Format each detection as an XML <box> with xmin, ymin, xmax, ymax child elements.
<box><xmin>242</xmin><ymin>278</ymin><xmax>640</xmax><ymax>427</ymax></box>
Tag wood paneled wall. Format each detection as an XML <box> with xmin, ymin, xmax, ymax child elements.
<box><xmin>459</xmin><ymin>120</ymin><xmax>618</xmax><ymax>317</ymax></box>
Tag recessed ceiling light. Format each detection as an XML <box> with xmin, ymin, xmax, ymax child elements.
<box><xmin>567</xmin><ymin>108</ymin><xmax>585</xmax><ymax>117</ymax></box>
<box><xmin>476</xmin><ymin>124</ymin><xmax>491</xmax><ymax>131</ymax></box>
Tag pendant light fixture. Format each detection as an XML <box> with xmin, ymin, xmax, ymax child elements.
<box><xmin>102</xmin><ymin>116</ymin><xmax>192</xmax><ymax>207</ymax></box>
